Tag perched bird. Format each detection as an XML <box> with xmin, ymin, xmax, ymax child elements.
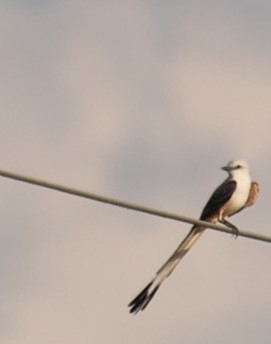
<box><xmin>128</xmin><ymin>159</ymin><xmax>259</xmax><ymax>314</ymax></box>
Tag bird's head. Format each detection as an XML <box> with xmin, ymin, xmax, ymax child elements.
<box><xmin>221</xmin><ymin>159</ymin><xmax>250</xmax><ymax>177</ymax></box>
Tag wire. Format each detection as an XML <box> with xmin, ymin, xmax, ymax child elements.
<box><xmin>0</xmin><ymin>168</ymin><xmax>269</xmax><ymax>243</ymax></box>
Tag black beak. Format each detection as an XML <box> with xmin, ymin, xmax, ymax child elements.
<box><xmin>221</xmin><ymin>166</ymin><xmax>232</xmax><ymax>172</ymax></box>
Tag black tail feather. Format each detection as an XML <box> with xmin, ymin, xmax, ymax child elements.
<box><xmin>128</xmin><ymin>280</ymin><xmax>161</xmax><ymax>314</ymax></box>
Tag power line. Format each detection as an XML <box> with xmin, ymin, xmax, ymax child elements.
<box><xmin>0</xmin><ymin>168</ymin><xmax>269</xmax><ymax>243</ymax></box>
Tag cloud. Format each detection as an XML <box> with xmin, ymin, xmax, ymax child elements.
<box><xmin>0</xmin><ymin>1</ymin><xmax>270</xmax><ymax>343</ymax></box>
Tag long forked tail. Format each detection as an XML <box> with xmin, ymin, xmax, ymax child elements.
<box><xmin>128</xmin><ymin>225</ymin><xmax>205</xmax><ymax>314</ymax></box>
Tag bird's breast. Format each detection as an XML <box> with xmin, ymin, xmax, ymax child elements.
<box><xmin>224</xmin><ymin>178</ymin><xmax>251</xmax><ymax>216</ymax></box>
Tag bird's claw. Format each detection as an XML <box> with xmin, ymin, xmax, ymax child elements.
<box><xmin>219</xmin><ymin>219</ymin><xmax>239</xmax><ymax>239</ymax></box>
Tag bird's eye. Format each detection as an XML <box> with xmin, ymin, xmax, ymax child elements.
<box><xmin>236</xmin><ymin>165</ymin><xmax>242</xmax><ymax>169</ymax></box>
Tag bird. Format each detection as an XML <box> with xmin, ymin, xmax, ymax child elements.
<box><xmin>128</xmin><ymin>159</ymin><xmax>259</xmax><ymax>314</ymax></box>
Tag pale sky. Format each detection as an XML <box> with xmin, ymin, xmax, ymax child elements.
<box><xmin>1</xmin><ymin>1</ymin><xmax>271</xmax><ymax>343</ymax></box>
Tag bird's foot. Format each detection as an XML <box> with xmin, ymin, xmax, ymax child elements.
<box><xmin>219</xmin><ymin>219</ymin><xmax>239</xmax><ymax>239</ymax></box>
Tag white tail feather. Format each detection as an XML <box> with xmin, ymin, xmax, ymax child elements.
<box><xmin>128</xmin><ymin>226</ymin><xmax>205</xmax><ymax>313</ymax></box>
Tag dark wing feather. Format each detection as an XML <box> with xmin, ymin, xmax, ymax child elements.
<box><xmin>200</xmin><ymin>179</ymin><xmax>237</xmax><ymax>221</ymax></box>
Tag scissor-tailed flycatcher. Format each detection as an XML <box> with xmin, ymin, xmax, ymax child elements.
<box><xmin>128</xmin><ymin>159</ymin><xmax>259</xmax><ymax>314</ymax></box>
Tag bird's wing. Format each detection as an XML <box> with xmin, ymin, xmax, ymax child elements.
<box><xmin>200</xmin><ymin>179</ymin><xmax>237</xmax><ymax>221</ymax></box>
